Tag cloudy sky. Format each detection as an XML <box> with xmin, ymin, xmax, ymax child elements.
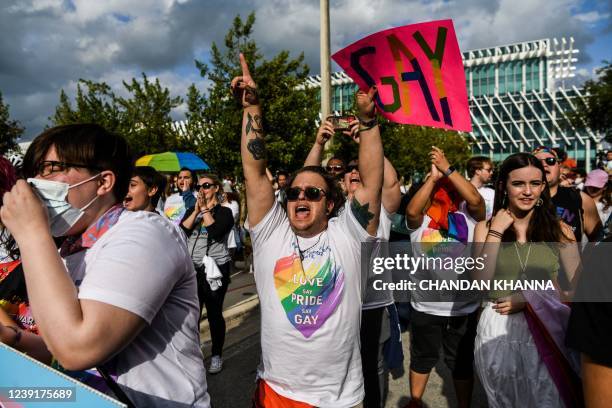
<box><xmin>1</xmin><ymin>0</ymin><xmax>610</xmax><ymax>140</ymax></box>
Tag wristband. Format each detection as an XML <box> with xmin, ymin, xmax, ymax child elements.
<box><xmin>358</xmin><ymin>117</ymin><xmax>378</xmax><ymax>131</ymax></box>
<box><xmin>444</xmin><ymin>166</ymin><xmax>456</xmax><ymax>177</ymax></box>
<box><xmin>5</xmin><ymin>325</ymin><xmax>22</xmax><ymax>347</ymax></box>
<box><xmin>487</xmin><ymin>229</ymin><xmax>503</xmax><ymax>239</ymax></box>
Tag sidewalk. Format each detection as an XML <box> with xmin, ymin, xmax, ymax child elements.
<box><xmin>199</xmin><ymin>268</ymin><xmax>259</xmax><ymax>355</ymax></box>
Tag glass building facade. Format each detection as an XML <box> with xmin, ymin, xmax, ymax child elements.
<box><xmin>304</xmin><ymin>37</ymin><xmax>601</xmax><ymax>169</ymax></box>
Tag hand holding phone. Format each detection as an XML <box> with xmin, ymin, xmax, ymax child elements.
<box><xmin>327</xmin><ymin>115</ymin><xmax>356</xmax><ymax>132</ymax></box>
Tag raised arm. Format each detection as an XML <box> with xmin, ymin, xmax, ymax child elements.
<box><xmin>382</xmin><ymin>157</ymin><xmax>401</xmax><ymax>214</ymax></box>
<box><xmin>430</xmin><ymin>146</ymin><xmax>485</xmax><ymax>221</ymax></box>
<box><xmin>304</xmin><ymin>120</ymin><xmax>334</xmax><ymax>167</ymax></box>
<box><xmin>405</xmin><ymin>165</ymin><xmax>440</xmax><ymax>229</ymax></box>
<box><xmin>344</xmin><ymin>123</ymin><xmax>400</xmax><ymax>214</ymax></box>
<box><xmin>351</xmin><ymin>88</ymin><xmax>383</xmax><ymax>236</ymax></box>
<box><xmin>232</xmin><ymin>53</ymin><xmax>274</xmax><ymax>227</ymax></box>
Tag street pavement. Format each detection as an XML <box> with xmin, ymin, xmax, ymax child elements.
<box><xmin>200</xmin><ymin>271</ymin><xmax>489</xmax><ymax>408</ymax></box>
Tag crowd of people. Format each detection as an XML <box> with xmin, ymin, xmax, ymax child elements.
<box><xmin>0</xmin><ymin>53</ymin><xmax>611</xmax><ymax>408</ymax></box>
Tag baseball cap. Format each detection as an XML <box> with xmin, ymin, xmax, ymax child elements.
<box><xmin>584</xmin><ymin>169</ymin><xmax>609</xmax><ymax>189</ymax></box>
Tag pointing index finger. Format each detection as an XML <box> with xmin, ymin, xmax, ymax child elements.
<box><xmin>239</xmin><ymin>53</ymin><xmax>251</xmax><ymax>78</ymax></box>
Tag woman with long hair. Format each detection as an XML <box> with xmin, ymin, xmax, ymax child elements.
<box><xmin>473</xmin><ymin>152</ymin><xmax>581</xmax><ymax>407</ymax></box>
<box><xmin>181</xmin><ymin>173</ymin><xmax>234</xmax><ymax>375</ymax></box>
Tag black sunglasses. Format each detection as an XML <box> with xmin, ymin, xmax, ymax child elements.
<box><xmin>198</xmin><ymin>182</ymin><xmax>216</xmax><ymax>190</ymax></box>
<box><xmin>540</xmin><ymin>157</ymin><xmax>558</xmax><ymax>166</ymax></box>
<box><xmin>326</xmin><ymin>164</ymin><xmax>345</xmax><ymax>172</ymax></box>
<box><xmin>286</xmin><ymin>186</ymin><xmax>327</xmax><ymax>201</ymax></box>
<box><xmin>344</xmin><ymin>164</ymin><xmax>359</xmax><ymax>174</ymax></box>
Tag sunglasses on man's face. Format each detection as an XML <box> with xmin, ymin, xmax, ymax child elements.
<box><xmin>285</xmin><ymin>186</ymin><xmax>327</xmax><ymax>201</ymax></box>
<box><xmin>198</xmin><ymin>182</ymin><xmax>215</xmax><ymax>190</ymax></box>
<box><xmin>540</xmin><ymin>157</ymin><xmax>558</xmax><ymax>166</ymax></box>
<box><xmin>326</xmin><ymin>165</ymin><xmax>345</xmax><ymax>173</ymax></box>
<box><xmin>344</xmin><ymin>164</ymin><xmax>359</xmax><ymax>174</ymax></box>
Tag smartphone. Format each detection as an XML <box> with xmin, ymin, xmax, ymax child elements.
<box><xmin>327</xmin><ymin>115</ymin><xmax>356</xmax><ymax>131</ymax></box>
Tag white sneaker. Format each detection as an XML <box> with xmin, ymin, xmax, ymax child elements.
<box><xmin>208</xmin><ymin>355</ymin><xmax>223</xmax><ymax>374</ymax></box>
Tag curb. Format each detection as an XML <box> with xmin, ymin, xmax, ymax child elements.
<box><xmin>199</xmin><ymin>294</ymin><xmax>259</xmax><ymax>336</ymax></box>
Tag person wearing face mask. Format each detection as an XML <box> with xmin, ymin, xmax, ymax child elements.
<box><xmin>181</xmin><ymin>173</ymin><xmax>234</xmax><ymax>375</ymax></box>
<box><xmin>0</xmin><ymin>124</ymin><xmax>210</xmax><ymax>407</ymax></box>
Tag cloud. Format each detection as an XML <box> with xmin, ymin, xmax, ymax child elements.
<box><xmin>0</xmin><ymin>0</ymin><xmax>608</xmax><ymax>140</ymax></box>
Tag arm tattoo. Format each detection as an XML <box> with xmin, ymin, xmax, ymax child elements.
<box><xmin>246</xmin><ymin>112</ymin><xmax>263</xmax><ymax>136</ymax></box>
<box><xmin>350</xmin><ymin>198</ymin><xmax>374</xmax><ymax>229</ymax></box>
<box><xmin>247</xmin><ymin>138</ymin><xmax>266</xmax><ymax>160</ymax></box>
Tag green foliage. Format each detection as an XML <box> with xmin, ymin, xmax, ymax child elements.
<box><xmin>116</xmin><ymin>74</ymin><xmax>190</xmax><ymax>156</ymax></box>
<box><xmin>188</xmin><ymin>12</ymin><xmax>319</xmax><ymax>177</ymax></box>
<box><xmin>330</xmin><ymin>120</ymin><xmax>471</xmax><ymax>179</ymax></box>
<box><xmin>50</xmin><ymin>75</ymin><xmax>188</xmax><ymax>157</ymax></box>
<box><xmin>0</xmin><ymin>91</ymin><xmax>24</xmax><ymax>155</ymax></box>
<box><xmin>573</xmin><ymin>61</ymin><xmax>612</xmax><ymax>142</ymax></box>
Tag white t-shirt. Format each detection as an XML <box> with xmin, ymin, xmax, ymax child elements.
<box><xmin>64</xmin><ymin>211</ymin><xmax>210</xmax><ymax>407</ymax></box>
<box><xmin>408</xmin><ymin>211</ymin><xmax>479</xmax><ymax>316</ymax></box>
<box><xmin>247</xmin><ymin>200</ymin><xmax>376</xmax><ymax>407</ymax></box>
<box><xmin>596</xmin><ymin>201</ymin><xmax>612</xmax><ymax>227</ymax></box>
<box><xmin>163</xmin><ymin>192</ymin><xmax>197</xmax><ymax>225</ymax></box>
<box><xmin>363</xmin><ymin>205</ymin><xmax>395</xmax><ymax>310</ymax></box>
<box><xmin>460</xmin><ymin>186</ymin><xmax>495</xmax><ymax>221</ymax></box>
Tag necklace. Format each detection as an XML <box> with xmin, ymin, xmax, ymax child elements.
<box><xmin>514</xmin><ymin>242</ymin><xmax>532</xmax><ymax>276</ymax></box>
<box><xmin>297</xmin><ymin>233</ymin><xmax>323</xmax><ymax>261</ymax></box>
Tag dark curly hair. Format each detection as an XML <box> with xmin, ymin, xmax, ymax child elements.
<box><xmin>286</xmin><ymin>166</ymin><xmax>346</xmax><ymax>218</ymax></box>
<box><xmin>491</xmin><ymin>152</ymin><xmax>566</xmax><ymax>242</ymax></box>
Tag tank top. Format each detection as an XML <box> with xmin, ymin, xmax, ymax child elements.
<box><xmin>552</xmin><ymin>187</ymin><xmax>583</xmax><ymax>241</ymax></box>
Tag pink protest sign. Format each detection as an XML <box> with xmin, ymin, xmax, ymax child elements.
<box><xmin>332</xmin><ymin>19</ymin><xmax>471</xmax><ymax>132</ymax></box>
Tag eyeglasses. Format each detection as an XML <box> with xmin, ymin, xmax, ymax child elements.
<box><xmin>326</xmin><ymin>164</ymin><xmax>345</xmax><ymax>173</ymax></box>
<box><xmin>540</xmin><ymin>157</ymin><xmax>558</xmax><ymax>166</ymax></box>
<box><xmin>37</xmin><ymin>161</ymin><xmax>101</xmax><ymax>177</ymax></box>
<box><xmin>286</xmin><ymin>186</ymin><xmax>327</xmax><ymax>201</ymax></box>
<box><xmin>344</xmin><ymin>164</ymin><xmax>359</xmax><ymax>174</ymax></box>
<box><xmin>198</xmin><ymin>182</ymin><xmax>215</xmax><ymax>190</ymax></box>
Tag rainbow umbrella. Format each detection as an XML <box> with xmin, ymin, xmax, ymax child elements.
<box><xmin>135</xmin><ymin>152</ymin><xmax>210</xmax><ymax>172</ymax></box>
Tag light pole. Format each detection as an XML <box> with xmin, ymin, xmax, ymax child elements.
<box><xmin>320</xmin><ymin>0</ymin><xmax>331</xmax><ymax>120</ymax></box>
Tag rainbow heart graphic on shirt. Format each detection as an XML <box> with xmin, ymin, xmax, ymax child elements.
<box><xmin>273</xmin><ymin>253</ymin><xmax>344</xmax><ymax>338</ymax></box>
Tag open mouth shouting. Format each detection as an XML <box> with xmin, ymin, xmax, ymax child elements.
<box><xmin>294</xmin><ymin>203</ymin><xmax>311</xmax><ymax>220</ymax></box>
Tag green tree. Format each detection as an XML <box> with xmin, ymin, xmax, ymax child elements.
<box><xmin>51</xmin><ymin>76</ymin><xmax>188</xmax><ymax>156</ymax></box>
<box><xmin>188</xmin><ymin>12</ymin><xmax>319</xmax><ymax>177</ymax></box>
<box><xmin>116</xmin><ymin>73</ymin><xmax>188</xmax><ymax>156</ymax></box>
<box><xmin>0</xmin><ymin>91</ymin><xmax>24</xmax><ymax>155</ymax></box>
<box><xmin>51</xmin><ymin>81</ymin><xmax>121</xmax><ymax>132</ymax></box>
<box><xmin>573</xmin><ymin>61</ymin><xmax>612</xmax><ymax>142</ymax></box>
<box><xmin>331</xmin><ymin>121</ymin><xmax>471</xmax><ymax>180</ymax></box>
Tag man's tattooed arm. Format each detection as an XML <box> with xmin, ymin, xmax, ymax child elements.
<box><xmin>350</xmin><ymin>198</ymin><xmax>374</xmax><ymax>229</ymax></box>
<box><xmin>246</xmin><ymin>112</ymin><xmax>263</xmax><ymax>136</ymax></box>
<box><xmin>246</xmin><ymin>112</ymin><xmax>266</xmax><ymax>160</ymax></box>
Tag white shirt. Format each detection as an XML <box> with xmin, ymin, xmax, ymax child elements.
<box><xmin>363</xmin><ymin>206</ymin><xmax>395</xmax><ymax>310</ymax></box>
<box><xmin>64</xmin><ymin>211</ymin><xmax>210</xmax><ymax>407</ymax></box>
<box><xmin>408</xmin><ymin>211</ymin><xmax>479</xmax><ymax>316</ymax></box>
<box><xmin>460</xmin><ymin>186</ymin><xmax>495</xmax><ymax>221</ymax></box>
<box><xmin>247</xmin><ymin>200</ymin><xmax>375</xmax><ymax>407</ymax></box>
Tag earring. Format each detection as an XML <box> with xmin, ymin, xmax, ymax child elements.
<box><xmin>535</xmin><ymin>198</ymin><xmax>543</xmax><ymax>207</ymax></box>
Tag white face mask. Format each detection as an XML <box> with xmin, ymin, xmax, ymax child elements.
<box><xmin>28</xmin><ymin>174</ymin><xmax>100</xmax><ymax>237</ymax></box>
